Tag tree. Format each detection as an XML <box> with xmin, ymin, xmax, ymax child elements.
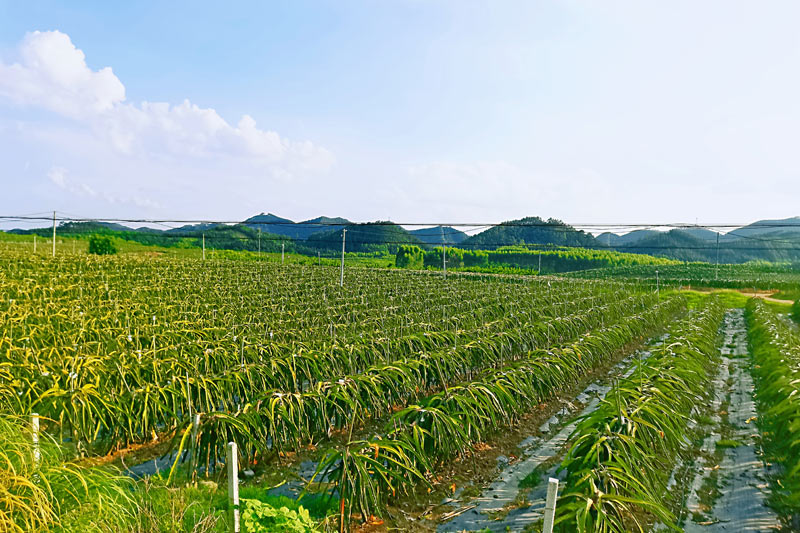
<box><xmin>88</xmin><ymin>235</ymin><xmax>117</xmax><ymax>255</ymax></box>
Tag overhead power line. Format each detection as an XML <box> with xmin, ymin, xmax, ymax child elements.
<box><xmin>2</xmin><ymin>213</ymin><xmax>800</xmax><ymax>231</ymax></box>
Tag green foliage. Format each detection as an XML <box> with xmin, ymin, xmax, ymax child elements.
<box><xmin>554</xmin><ymin>300</ymin><xmax>723</xmax><ymax>532</ymax></box>
<box><xmin>395</xmin><ymin>245</ymin><xmax>674</xmax><ymax>274</ymax></box>
<box><xmin>313</xmin><ymin>296</ymin><xmax>685</xmax><ymax>524</ymax></box>
<box><xmin>240</xmin><ymin>499</ymin><xmax>318</xmax><ymax>533</ymax></box>
<box><xmin>395</xmin><ymin>245</ymin><xmax>424</xmax><ymax>268</ymax></box>
<box><xmin>88</xmin><ymin>234</ymin><xmax>118</xmax><ymax>255</ymax></box>
<box><xmin>305</xmin><ymin>221</ymin><xmax>423</xmax><ymax>254</ymax></box>
<box><xmin>746</xmin><ymin>299</ymin><xmax>800</xmax><ymax>516</ymax></box>
<box><xmin>570</xmin><ymin>262</ymin><xmax>800</xmax><ymax>290</ymax></box>
<box><xmin>792</xmin><ymin>299</ymin><xmax>800</xmax><ymax>322</ymax></box>
<box><xmin>461</xmin><ymin>216</ymin><xmax>596</xmax><ymax>249</ymax></box>
<box><xmin>487</xmin><ymin>245</ymin><xmax>677</xmax><ymax>273</ymax></box>
<box><xmin>0</xmin><ymin>415</ymin><xmax>134</xmax><ymax>532</ymax></box>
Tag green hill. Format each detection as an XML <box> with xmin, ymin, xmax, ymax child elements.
<box><xmin>304</xmin><ymin>221</ymin><xmax>423</xmax><ymax>253</ymax></box>
<box><xmin>462</xmin><ymin>217</ymin><xmax>595</xmax><ymax>250</ymax></box>
<box><xmin>410</xmin><ymin>226</ymin><xmax>468</xmax><ymax>245</ymax></box>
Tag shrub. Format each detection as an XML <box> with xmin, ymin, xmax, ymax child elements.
<box><xmin>88</xmin><ymin>235</ymin><xmax>118</xmax><ymax>255</ymax></box>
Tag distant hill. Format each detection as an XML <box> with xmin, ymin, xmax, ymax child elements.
<box><xmin>682</xmin><ymin>227</ymin><xmax>719</xmax><ymax>241</ymax></box>
<box><xmin>615</xmin><ymin>227</ymin><xmax>800</xmax><ymax>263</ymax></box>
<box><xmin>6</xmin><ymin>212</ymin><xmax>800</xmax><ymax>264</ymax></box>
<box><xmin>10</xmin><ymin>221</ymin><xmax>137</xmax><ymax>235</ymax></box>
<box><xmin>462</xmin><ymin>217</ymin><xmax>595</xmax><ymax>250</ymax></box>
<box><xmin>165</xmin><ymin>222</ymin><xmax>222</xmax><ymax>234</ymax></box>
<box><xmin>617</xmin><ymin>229</ymin><xmax>711</xmax><ymax>262</ymax></box>
<box><xmin>410</xmin><ymin>226</ymin><xmax>468</xmax><ymax>245</ymax></box>
<box><xmin>595</xmin><ymin>232</ymin><xmax>620</xmax><ymax>246</ymax></box>
<box><xmin>304</xmin><ymin>221</ymin><xmax>423</xmax><ymax>253</ymax></box>
<box><xmin>723</xmin><ymin>216</ymin><xmax>800</xmax><ymax>240</ymax></box>
<box><xmin>243</xmin><ymin>213</ymin><xmax>351</xmax><ymax>240</ymax></box>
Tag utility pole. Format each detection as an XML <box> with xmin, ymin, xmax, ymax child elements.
<box><xmin>33</xmin><ymin>234</ymin><xmax>37</xmax><ymax>254</ymax></box>
<box><xmin>258</xmin><ymin>229</ymin><xmax>261</xmax><ymax>254</ymax></box>
<box><xmin>340</xmin><ymin>229</ymin><xmax>347</xmax><ymax>287</ymax></box>
<box><xmin>281</xmin><ymin>243</ymin><xmax>285</xmax><ymax>264</ymax></box>
<box><xmin>202</xmin><ymin>234</ymin><xmax>205</xmax><ymax>260</ymax></box>
<box><xmin>715</xmin><ymin>232</ymin><xmax>720</xmax><ymax>280</ymax></box>
<box><xmin>52</xmin><ymin>211</ymin><xmax>56</xmax><ymax>258</ymax></box>
<box><xmin>538</xmin><ymin>251</ymin><xmax>542</xmax><ymax>273</ymax></box>
<box><xmin>442</xmin><ymin>245</ymin><xmax>447</xmax><ymax>278</ymax></box>
<box><xmin>318</xmin><ymin>251</ymin><xmax>321</xmax><ymax>266</ymax></box>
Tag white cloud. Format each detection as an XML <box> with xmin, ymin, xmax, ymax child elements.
<box><xmin>0</xmin><ymin>31</ymin><xmax>125</xmax><ymax>117</ymax></box>
<box><xmin>0</xmin><ymin>30</ymin><xmax>333</xmax><ymax>215</ymax></box>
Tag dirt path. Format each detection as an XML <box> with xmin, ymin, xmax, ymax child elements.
<box><xmin>683</xmin><ymin>309</ymin><xmax>780</xmax><ymax>532</ymax></box>
<box><xmin>437</xmin><ymin>335</ymin><xmax>668</xmax><ymax>533</ymax></box>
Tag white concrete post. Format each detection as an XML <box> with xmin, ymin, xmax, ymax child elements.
<box><xmin>32</xmin><ymin>413</ymin><xmax>41</xmax><ymax>468</ymax></box>
<box><xmin>543</xmin><ymin>477</ymin><xmax>559</xmax><ymax>533</ymax></box>
<box><xmin>226</xmin><ymin>442</ymin><xmax>240</xmax><ymax>533</ymax></box>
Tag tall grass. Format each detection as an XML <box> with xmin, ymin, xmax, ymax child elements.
<box><xmin>0</xmin><ymin>415</ymin><xmax>134</xmax><ymax>532</ymax></box>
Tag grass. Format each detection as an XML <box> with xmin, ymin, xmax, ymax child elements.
<box><xmin>664</xmin><ymin>289</ymin><xmax>750</xmax><ymax>309</ymax></box>
<box><xmin>772</xmin><ymin>289</ymin><xmax>800</xmax><ymax>301</ymax></box>
<box><xmin>666</xmin><ymin>288</ymin><xmax>795</xmax><ymax>314</ymax></box>
<box><xmin>715</xmin><ymin>439</ymin><xmax>742</xmax><ymax>449</ymax></box>
<box><xmin>0</xmin><ymin>415</ymin><xmax>135</xmax><ymax>533</ymax></box>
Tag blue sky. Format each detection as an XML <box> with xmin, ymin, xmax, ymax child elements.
<box><xmin>1</xmin><ymin>1</ymin><xmax>800</xmax><ymax>228</ymax></box>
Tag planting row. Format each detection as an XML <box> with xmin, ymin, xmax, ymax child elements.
<box><xmin>745</xmin><ymin>299</ymin><xmax>800</xmax><ymax>521</ymax></box>
<box><xmin>553</xmin><ymin>299</ymin><xmax>724</xmax><ymax>532</ymax></box>
<box><xmin>178</xmin><ymin>293</ymin><xmax>657</xmax><ymax>473</ymax></box>
<box><xmin>0</xmin><ymin>254</ymin><xmax>637</xmax><ymax>455</ymax></box>
<box><xmin>306</xmin><ymin>297</ymin><xmax>685</xmax><ymax>524</ymax></box>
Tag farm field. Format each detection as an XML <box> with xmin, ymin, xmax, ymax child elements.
<box><xmin>567</xmin><ymin>263</ymin><xmax>800</xmax><ymax>291</ymax></box>
<box><xmin>1</xmin><ymin>250</ymin><xmax>799</xmax><ymax>532</ymax></box>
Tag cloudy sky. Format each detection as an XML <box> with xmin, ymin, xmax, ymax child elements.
<box><xmin>1</xmin><ymin>1</ymin><xmax>800</xmax><ymax>228</ymax></box>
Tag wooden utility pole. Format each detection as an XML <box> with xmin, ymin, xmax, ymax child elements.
<box><xmin>202</xmin><ymin>234</ymin><xmax>206</xmax><ymax>260</ymax></box>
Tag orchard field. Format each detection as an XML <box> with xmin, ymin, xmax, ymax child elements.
<box><xmin>1</xmin><ymin>249</ymin><xmax>799</xmax><ymax>532</ymax></box>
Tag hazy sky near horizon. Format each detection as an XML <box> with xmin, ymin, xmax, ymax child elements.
<box><xmin>1</xmin><ymin>1</ymin><xmax>800</xmax><ymax>228</ymax></box>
